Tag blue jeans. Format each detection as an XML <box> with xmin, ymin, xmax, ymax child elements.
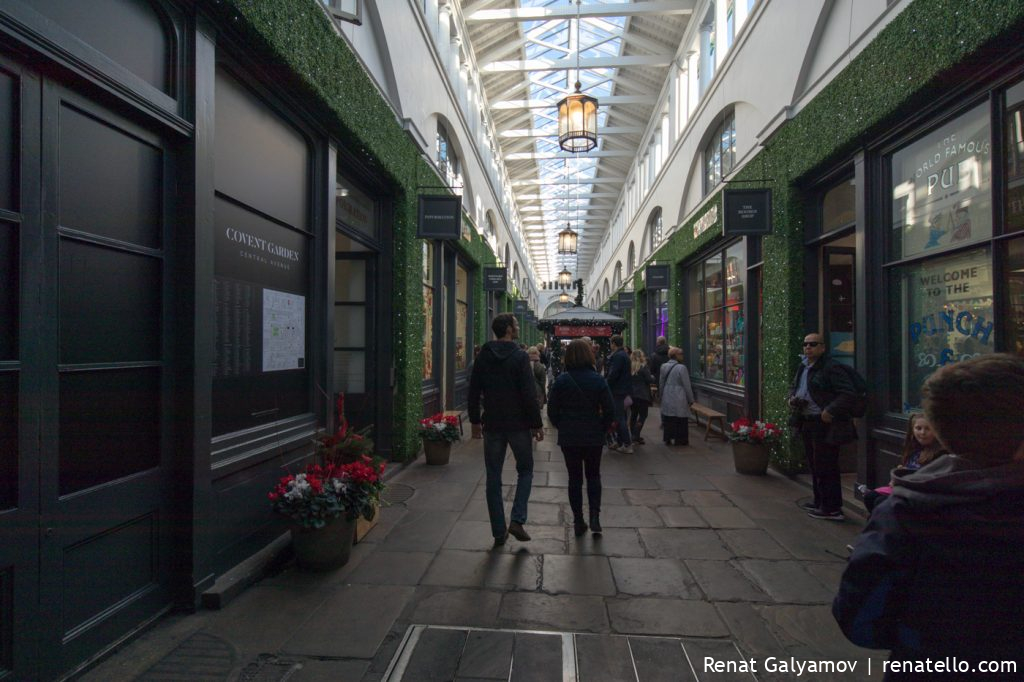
<box><xmin>612</xmin><ymin>394</ymin><xmax>631</xmax><ymax>446</ymax></box>
<box><xmin>483</xmin><ymin>430</ymin><xmax>534</xmax><ymax>538</ymax></box>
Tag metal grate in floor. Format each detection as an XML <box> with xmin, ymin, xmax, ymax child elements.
<box><xmin>381</xmin><ymin>624</ymin><xmax>754</xmax><ymax>682</ymax></box>
<box><xmin>237</xmin><ymin>654</ymin><xmax>303</xmax><ymax>681</ymax></box>
<box><xmin>137</xmin><ymin>632</ymin><xmax>235</xmax><ymax>681</ymax></box>
<box><xmin>382</xmin><ymin>482</ymin><xmax>416</xmax><ymax>505</ymax></box>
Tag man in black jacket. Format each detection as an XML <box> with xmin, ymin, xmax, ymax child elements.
<box><xmin>833</xmin><ymin>354</ymin><xmax>1024</xmax><ymax>678</ymax></box>
<box><xmin>468</xmin><ymin>313</ymin><xmax>544</xmax><ymax>547</ymax></box>
<box><xmin>648</xmin><ymin>336</ymin><xmax>670</xmax><ymax>401</ymax></box>
<box><xmin>788</xmin><ymin>332</ymin><xmax>857</xmax><ymax>520</ymax></box>
<box><xmin>606</xmin><ymin>335</ymin><xmax>633</xmax><ymax>453</ymax></box>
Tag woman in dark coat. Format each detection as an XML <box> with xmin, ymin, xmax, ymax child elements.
<box><xmin>547</xmin><ymin>339</ymin><xmax>615</xmax><ymax>536</ymax></box>
<box><xmin>629</xmin><ymin>349</ymin><xmax>655</xmax><ymax>445</ymax></box>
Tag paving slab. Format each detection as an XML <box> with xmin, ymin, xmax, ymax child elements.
<box><xmin>713</xmin><ymin>602</ymin><xmax>787</xmax><ymax>658</ymax></box>
<box><xmin>499</xmin><ymin>593</ymin><xmax>609</xmax><ymax>633</ymax></box>
<box><xmin>510</xmin><ymin>632</ymin><xmax>562</xmax><ymax>682</ymax></box>
<box><xmin>541</xmin><ymin>554</ymin><xmax>616</xmax><ymax>596</ymax></box>
<box><xmin>574</xmin><ymin>633</ymin><xmax>636</xmax><ymax>682</ymax></box>
<box><xmin>682</xmin><ymin>638</ymin><xmax>755</xmax><ymax>682</ymax></box>
<box><xmin>695</xmin><ymin>507</ymin><xmax>757</xmax><ymax>529</ymax></box>
<box><xmin>404</xmin><ymin>481</ymin><xmax>477</xmax><ymax>512</ymax></box>
<box><xmin>737</xmin><ymin>560</ymin><xmax>838</xmax><ymax>604</ymax></box>
<box><xmin>345</xmin><ymin>551</ymin><xmax>434</xmax><ymax>585</ymax></box>
<box><xmin>681</xmin><ymin>490</ymin><xmax>734</xmax><ymax>507</ymax></box>
<box><xmin>653</xmin><ymin>474</ymin><xmax>716</xmax><ymax>491</ymax></box>
<box><xmin>421</xmin><ymin>549</ymin><xmax>541</xmax><ymax>591</ymax></box>
<box><xmin>566</xmin><ymin>528</ymin><xmax>646</xmax><ymax>557</ymax></box>
<box><xmin>629</xmin><ymin>636</ymin><xmax>692</xmax><ymax>682</ymax></box>
<box><xmin>718</xmin><ymin>529</ymin><xmax>791</xmax><ymax>560</ymax></box>
<box><xmin>494</xmin><ymin>523</ymin><xmax>567</xmax><ymax>555</ymax></box>
<box><xmin>288</xmin><ymin>658</ymin><xmax>370</xmax><ymax>681</ymax></box>
<box><xmin>609</xmin><ymin>557</ymin><xmax>702</xmax><ymax>598</ymax></box>
<box><xmin>281</xmin><ymin>585</ymin><xmax>414</xmax><ymax>658</ymax></box>
<box><xmin>639</xmin><ymin>528</ymin><xmax>732</xmax><ymax>560</ymax></box>
<box><xmin>380</xmin><ymin>510</ymin><xmax>461</xmax><ymax>553</ymax></box>
<box><xmin>685</xmin><ymin>560</ymin><xmax>770</xmax><ymax>602</ymax></box>
<box><xmin>607</xmin><ymin>597</ymin><xmax>729</xmax><ymax>637</ymax></box>
<box><xmin>598</xmin><ymin>504</ymin><xmax>665</xmax><ymax>527</ymax></box>
<box><xmin>400</xmin><ymin>627</ymin><xmax>466</xmax><ymax>681</ymax></box>
<box><xmin>407</xmin><ymin>587</ymin><xmax>503</xmax><ymax>628</ymax></box>
<box><xmin>623</xmin><ymin>489</ymin><xmax>681</xmax><ymax>506</ymax></box>
<box><xmin>656</xmin><ymin>506</ymin><xmax>708</xmax><ymax>528</ymax></box>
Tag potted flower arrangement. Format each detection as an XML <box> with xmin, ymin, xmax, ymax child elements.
<box><xmin>418</xmin><ymin>413</ymin><xmax>461</xmax><ymax>465</ymax></box>
<box><xmin>269</xmin><ymin>455</ymin><xmax>385</xmax><ymax>570</ymax></box>
<box><xmin>727</xmin><ymin>417</ymin><xmax>782</xmax><ymax>475</ymax></box>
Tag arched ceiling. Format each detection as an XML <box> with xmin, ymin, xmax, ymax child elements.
<box><xmin>460</xmin><ymin>0</ymin><xmax>694</xmax><ymax>283</ymax></box>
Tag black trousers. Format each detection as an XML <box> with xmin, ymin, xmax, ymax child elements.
<box><xmin>800</xmin><ymin>418</ymin><xmax>842</xmax><ymax>513</ymax></box>
<box><xmin>662</xmin><ymin>415</ymin><xmax>689</xmax><ymax>445</ymax></box>
<box><xmin>561</xmin><ymin>445</ymin><xmax>602</xmax><ymax>519</ymax></box>
<box><xmin>629</xmin><ymin>400</ymin><xmax>649</xmax><ymax>440</ymax></box>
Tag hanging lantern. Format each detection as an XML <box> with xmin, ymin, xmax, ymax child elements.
<box><xmin>557</xmin><ymin>82</ymin><xmax>598</xmax><ymax>153</ymax></box>
<box><xmin>557</xmin><ymin>223</ymin><xmax>578</xmax><ymax>255</ymax></box>
<box><xmin>559</xmin><ymin>291</ymin><xmax>570</xmax><ymax>304</ymax></box>
<box><xmin>558</xmin><ymin>268</ymin><xmax>572</xmax><ymax>288</ymax></box>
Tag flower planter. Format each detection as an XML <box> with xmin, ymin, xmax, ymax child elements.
<box><xmin>355</xmin><ymin>500</ymin><xmax>380</xmax><ymax>544</ymax></box>
<box><xmin>290</xmin><ymin>515</ymin><xmax>355</xmax><ymax>571</ymax></box>
<box><xmin>732</xmin><ymin>441</ymin><xmax>770</xmax><ymax>475</ymax></box>
<box><xmin>423</xmin><ymin>438</ymin><xmax>452</xmax><ymax>465</ymax></box>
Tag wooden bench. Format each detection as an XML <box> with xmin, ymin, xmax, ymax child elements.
<box><xmin>443</xmin><ymin>410</ymin><xmax>465</xmax><ymax>436</ymax></box>
<box><xmin>690</xmin><ymin>403</ymin><xmax>728</xmax><ymax>441</ymax></box>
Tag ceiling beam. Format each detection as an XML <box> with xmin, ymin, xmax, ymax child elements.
<box><xmin>500</xmin><ymin>125</ymin><xmax>643</xmax><ymax>138</ymax></box>
<box><xmin>512</xmin><ymin>177</ymin><xmax>627</xmax><ymax>186</ymax></box>
<box><xmin>505</xmin><ymin>150</ymin><xmax>633</xmax><ymax>160</ymax></box>
<box><xmin>467</xmin><ymin>1</ymin><xmax>696</xmax><ymax>23</ymax></box>
<box><xmin>491</xmin><ymin>95</ymin><xmax>656</xmax><ymax>109</ymax></box>
<box><xmin>482</xmin><ymin>54</ymin><xmax>673</xmax><ymax>73</ymax></box>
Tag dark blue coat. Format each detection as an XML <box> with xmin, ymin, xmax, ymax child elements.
<box><xmin>833</xmin><ymin>455</ymin><xmax>1024</xmax><ymax>677</ymax></box>
<box><xmin>605</xmin><ymin>348</ymin><xmax>631</xmax><ymax>396</ymax></box>
<box><xmin>546</xmin><ymin>368</ymin><xmax>614</xmax><ymax>447</ymax></box>
<box><xmin>468</xmin><ymin>341</ymin><xmax>543</xmax><ymax>432</ymax></box>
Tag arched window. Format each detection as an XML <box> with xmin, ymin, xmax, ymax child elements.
<box><xmin>647</xmin><ymin>208</ymin><xmax>663</xmax><ymax>254</ymax></box>
<box><xmin>436</xmin><ymin>120</ymin><xmax>462</xmax><ymax>191</ymax></box>
<box><xmin>627</xmin><ymin>242</ymin><xmax>636</xmax><ymax>275</ymax></box>
<box><xmin>613</xmin><ymin>262</ymin><xmax>622</xmax><ymax>289</ymax></box>
<box><xmin>504</xmin><ymin>244</ymin><xmax>510</xmax><ymax>268</ymax></box>
<box><xmin>512</xmin><ymin>263</ymin><xmax>519</xmax><ymax>289</ymax></box>
<box><xmin>603</xmin><ymin>279</ymin><xmax>610</xmax><ymax>301</ymax></box>
<box><xmin>485</xmin><ymin>212</ymin><xmax>496</xmax><ymax>242</ymax></box>
<box><xmin>703</xmin><ymin>112</ymin><xmax>736</xmax><ymax>195</ymax></box>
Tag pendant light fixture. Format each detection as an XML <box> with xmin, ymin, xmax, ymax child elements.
<box><xmin>558</xmin><ymin>268</ymin><xmax>572</xmax><ymax>288</ymax></box>
<box><xmin>559</xmin><ymin>291</ymin><xmax>571</xmax><ymax>304</ymax></box>
<box><xmin>557</xmin><ymin>0</ymin><xmax>598</xmax><ymax>153</ymax></box>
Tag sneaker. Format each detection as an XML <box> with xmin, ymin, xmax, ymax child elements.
<box><xmin>607</xmin><ymin>442</ymin><xmax>621</xmax><ymax>452</ymax></box>
<box><xmin>589</xmin><ymin>514</ymin><xmax>602</xmax><ymax>535</ymax></box>
<box><xmin>508</xmin><ymin>521</ymin><xmax>531</xmax><ymax>541</ymax></box>
<box><xmin>798</xmin><ymin>501</ymin><xmax>819</xmax><ymax>512</ymax></box>
<box><xmin>856</xmin><ymin>484</ymin><xmax>869</xmax><ymax>496</ymax></box>
<box><xmin>493</xmin><ymin>532</ymin><xmax>508</xmax><ymax>547</ymax></box>
<box><xmin>636</xmin><ymin>437</ymin><xmax>646</xmax><ymax>445</ymax></box>
<box><xmin>845</xmin><ymin>544</ymin><xmax>855</xmax><ymax>555</ymax></box>
<box><xmin>620</xmin><ymin>445</ymin><xmax>634</xmax><ymax>454</ymax></box>
<box><xmin>807</xmin><ymin>509</ymin><xmax>844</xmax><ymax>521</ymax></box>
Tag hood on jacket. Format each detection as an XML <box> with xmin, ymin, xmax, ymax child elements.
<box><xmin>480</xmin><ymin>340</ymin><xmax>520</xmax><ymax>361</ymax></box>
<box><xmin>891</xmin><ymin>454</ymin><xmax>1024</xmax><ymax>516</ymax></box>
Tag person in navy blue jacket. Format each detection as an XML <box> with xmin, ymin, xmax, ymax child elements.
<box><xmin>605</xmin><ymin>335</ymin><xmax>633</xmax><ymax>453</ymax></box>
<box><xmin>547</xmin><ymin>339</ymin><xmax>615</xmax><ymax>537</ymax></box>
<box><xmin>833</xmin><ymin>354</ymin><xmax>1024</xmax><ymax>679</ymax></box>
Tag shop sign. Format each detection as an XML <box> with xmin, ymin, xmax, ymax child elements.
<box><xmin>483</xmin><ymin>267</ymin><xmax>507</xmax><ymax>291</ymax></box>
<box><xmin>645</xmin><ymin>264</ymin><xmax>670</xmax><ymax>289</ymax></box>
<box><xmin>617</xmin><ymin>292</ymin><xmax>635</xmax><ymax>309</ymax></box>
<box><xmin>336</xmin><ymin>181</ymin><xmax>375</xmax><ymax>237</ymax></box>
<box><xmin>609</xmin><ymin>299</ymin><xmax>622</xmax><ymax>315</ymax></box>
<box><xmin>693</xmin><ymin>204</ymin><xmax>719</xmax><ymax>239</ymax></box>
<box><xmin>890</xmin><ymin>103</ymin><xmax>991</xmax><ymax>260</ymax></box>
<box><xmin>416</xmin><ymin>194</ymin><xmax>462</xmax><ymax>239</ymax></box>
<box><xmin>554</xmin><ymin>325</ymin><xmax>612</xmax><ymax>337</ymax></box>
<box><xmin>723</xmin><ymin>188</ymin><xmax>772</xmax><ymax>236</ymax></box>
<box><xmin>513</xmin><ymin>300</ymin><xmax>528</xmax><ymax>314</ymax></box>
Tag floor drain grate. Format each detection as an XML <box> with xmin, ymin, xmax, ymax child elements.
<box><xmin>383</xmin><ymin>483</ymin><xmax>416</xmax><ymax>505</ymax></box>
<box><xmin>137</xmin><ymin>632</ymin><xmax>234</xmax><ymax>681</ymax></box>
<box><xmin>237</xmin><ymin>654</ymin><xmax>303</xmax><ymax>681</ymax></box>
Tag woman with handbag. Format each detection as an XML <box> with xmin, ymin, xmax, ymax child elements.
<box><xmin>547</xmin><ymin>339</ymin><xmax>615</xmax><ymax>536</ymax></box>
<box><xmin>658</xmin><ymin>347</ymin><xmax>696</xmax><ymax>446</ymax></box>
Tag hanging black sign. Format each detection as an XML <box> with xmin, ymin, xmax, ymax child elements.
<box><xmin>513</xmin><ymin>300</ymin><xmax>528</xmax><ymax>314</ymax></box>
<box><xmin>609</xmin><ymin>299</ymin><xmax>622</xmax><ymax>315</ymax></box>
<box><xmin>483</xmin><ymin>267</ymin><xmax>507</xmax><ymax>291</ymax></box>
<box><xmin>416</xmin><ymin>194</ymin><xmax>462</xmax><ymax>239</ymax></box>
<box><xmin>723</xmin><ymin>188</ymin><xmax>772</xmax><ymax>236</ymax></box>
<box><xmin>645</xmin><ymin>264</ymin><xmax>670</xmax><ymax>290</ymax></box>
<box><xmin>618</xmin><ymin>292</ymin><xmax>635</xmax><ymax>309</ymax></box>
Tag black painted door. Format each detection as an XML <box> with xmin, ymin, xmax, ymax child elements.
<box><xmin>0</xmin><ymin>61</ymin><xmax>175</xmax><ymax>680</ymax></box>
<box><xmin>335</xmin><ymin>253</ymin><xmax>376</xmax><ymax>431</ymax></box>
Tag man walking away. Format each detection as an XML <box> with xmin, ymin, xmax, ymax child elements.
<box><xmin>788</xmin><ymin>333</ymin><xmax>857</xmax><ymax>521</ymax></box>
<box><xmin>834</xmin><ymin>354</ymin><xmax>1024</xmax><ymax>677</ymax></box>
<box><xmin>648</xmin><ymin>336</ymin><xmax>670</xmax><ymax>391</ymax></box>
<box><xmin>605</xmin><ymin>335</ymin><xmax>633</xmax><ymax>453</ymax></box>
<box><xmin>468</xmin><ymin>313</ymin><xmax>544</xmax><ymax>547</ymax></box>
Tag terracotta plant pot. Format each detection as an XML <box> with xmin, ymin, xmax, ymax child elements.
<box><xmin>290</xmin><ymin>515</ymin><xmax>355</xmax><ymax>571</ymax></box>
<box><xmin>423</xmin><ymin>438</ymin><xmax>452</xmax><ymax>465</ymax></box>
<box><xmin>731</xmin><ymin>441</ymin><xmax>770</xmax><ymax>475</ymax></box>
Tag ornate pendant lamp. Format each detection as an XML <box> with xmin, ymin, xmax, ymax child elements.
<box><xmin>559</xmin><ymin>291</ymin><xmax>571</xmax><ymax>304</ymax></box>
<box><xmin>557</xmin><ymin>1</ymin><xmax>598</xmax><ymax>153</ymax></box>
<box><xmin>558</xmin><ymin>268</ymin><xmax>573</xmax><ymax>288</ymax></box>
<box><xmin>557</xmin><ymin>223</ymin><xmax>578</xmax><ymax>255</ymax></box>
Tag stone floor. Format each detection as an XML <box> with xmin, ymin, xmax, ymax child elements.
<box><xmin>82</xmin><ymin>409</ymin><xmax>886</xmax><ymax>681</ymax></box>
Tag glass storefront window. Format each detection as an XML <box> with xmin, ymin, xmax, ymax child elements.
<box><xmin>889</xmin><ymin>103</ymin><xmax>992</xmax><ymax>261</ymax></box>
<box><xmin>455</xmin><ymin>263</ymin><xmax>469</xmax><ymax>371</ymax></box>
<box><xmin>687</xmin><ymin>242</ymin><xmax>745</xmax><ymax>386</ymax></box>
<box><xmin>422</xmin><ymin>243</ymin><xmax>434</xmax><ymax>380</ymax></box>
<box><xmin>822</xmin><ymin>178</ymin><xmax>855</xmax><ymax>234</ymax></box>
<box><xmin>1006</xmin><ymin>80</ymin><xmax>1024</xmax><ymax>234</ymax></box>
<box><xmin>1004</xmin><ymin>238</ymin><xmax>1024</xmax><ymax>356</ymax></box>
<box><xmin>889</xmin><ymin>246</ymin><xmax>995</xmax><ymax>412</ymax></box>
<box><xmin>335</xmin><ymin>177</ymin><xmax>376</xmax><ymax>238</ymax></box>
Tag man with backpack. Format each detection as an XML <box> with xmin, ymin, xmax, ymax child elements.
<box><xmin>787</xmin><ymin>332</ymin><xmax>860</xmax><ymax>521</ymax></box>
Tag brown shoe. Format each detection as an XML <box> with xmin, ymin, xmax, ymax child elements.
<box><xmin>508</xmin><ymin>521</ymin><xmax>531</xmax><ymax>541</ymax></box>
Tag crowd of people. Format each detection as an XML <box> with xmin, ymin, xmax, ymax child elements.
<box><xmin>468</xmin><ymin>313</ymin><xmax>1024</xmax><ymax>674</ymax></box>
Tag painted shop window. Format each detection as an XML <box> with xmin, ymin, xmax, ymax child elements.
<box><xmin>889</xmin><ymin>103</ymin><xmax>992</xmax><ymax>261</ymax></box>
<box><xmin>888</xmin><ymin>247</ymin><xmax>994</xmax><ymax>413</ymax></box>
<box><xmin>688</xmin><ymin>242</ymin><xmax>745</xmax><ymax>385</ymax></box>
<box><xmin>703</xmin><ymin>113</ymin><xmax>736</xmax><ymax>195</ymax></box>
<box><xmin>423</xmin><ymin>242</ymin><xmax>434</xmax><ymax>380</ymax></box>
<box><xmin>455</xmin><ymin>262</ymin><xmax>469</xmax><ymax>371</ymax></box>
<box><xmin>1006</xmin><ymin>79</ymin><xmax>1024</xmax><ymax>235</ymax></box>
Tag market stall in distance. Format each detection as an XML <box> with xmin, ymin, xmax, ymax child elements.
<box><xmin>537</xmin><ymin>304</ymin><xmax>628</xmax><ymax>376</ymax></box>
